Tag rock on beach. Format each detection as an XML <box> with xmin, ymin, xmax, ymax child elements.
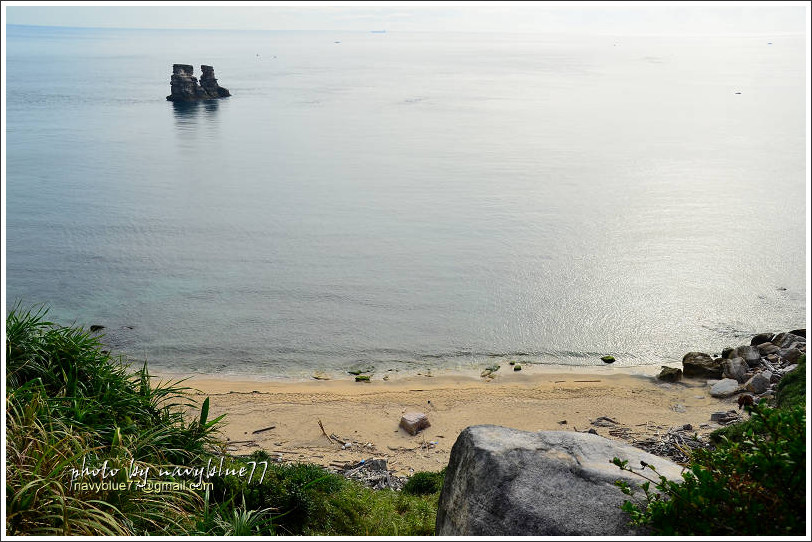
<box><xmin>399</xmin><ymin>412</ymin><xmax>430</xmax><ymax>435</ymax></box>
<box><xmin>709</xmin><ymin>378</ymin><xmax>740</xmax><ymax>398</ymax></box>
<box><xmin>682</xmin><ymin>352</ymin><xmax>722</xmax><ymax>378</ymax></box>
<box><xmin>436</xmin><ymin>426</ymin><xmax>684</xmax><ymax>536</ymax></box>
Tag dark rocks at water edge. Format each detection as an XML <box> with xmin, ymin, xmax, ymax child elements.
<box><xmin>657</xmin><ymin>366</ymin><xmax>682</xmax><ymax>382</ymax></box>
<box><xmin>166</xmin><ymin>64</ymin><xmax>231</xmax><ymax>102</ymax></box>
<box><xmin>682</xmin><ymin>352</ymin><xmax>722</xmax><ymax>378</ymax></box>
<box><xmin>435</xmin><ymin>426</ymin><xmax>684</xmax><ymax>536</ymax></box>
<box><xmin>722</xmin><ymin>357</ymin><xmax>749</xmax><ymax>383</ymax></box>
<box><xmin>680</xmin><ymin>328</ymin><xmax>805</xmax><ymax>405</ymax></box>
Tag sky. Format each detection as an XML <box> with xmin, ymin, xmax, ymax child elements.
<box><xmin>3</xmin><ymin>1</ymin><xmax>809</xmax><ymax>35</ymax></box>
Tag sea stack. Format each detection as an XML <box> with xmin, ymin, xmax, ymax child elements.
<box><xmin>166</xmin><ymin>64</ymin><xmax>230</xmax><ymax>102</ymax></box>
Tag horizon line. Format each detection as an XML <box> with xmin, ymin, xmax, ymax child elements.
<box><xmin>5</xmin><ymin>23</ymin><xmax>803</xmax><ymax>39</ymax></box>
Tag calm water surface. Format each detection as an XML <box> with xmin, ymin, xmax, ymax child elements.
<box><xmin>5</xmin><ymin>26</ymin><xmax>807</xmax><ymax>378</ymax></box>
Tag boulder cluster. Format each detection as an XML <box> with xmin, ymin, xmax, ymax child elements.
<box><xmin>663</xmin><ymin>329</ymin><xmax>805</xmax><ymax>401</ymax></box>
<box><xmin>166</xmin><ymin>64</ymin><xmax>231</xmax><ymax>102</ymax></box>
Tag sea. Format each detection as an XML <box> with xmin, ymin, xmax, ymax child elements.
<box><xmin>4</xmin><ymin>25</ymin><xmax>807</xmax><ymax>379</ymax></box>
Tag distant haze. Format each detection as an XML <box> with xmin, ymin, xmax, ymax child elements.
<box><xmin>4</xmin><ymin>2</ymin><xmax>808</xmax><ymax>35</ymax></box>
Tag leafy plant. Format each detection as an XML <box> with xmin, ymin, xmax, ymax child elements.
<box><xmin>614</xmin><ymin>402</ymin><xmax>806</xmax><ymax>535</ymax></box>
<box><xmin>211</xmin><ymin>495</ymin><xmax>277</xmax><ymax>536</ymax></box>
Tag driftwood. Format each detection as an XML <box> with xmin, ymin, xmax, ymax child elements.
<box><xmin>387</xmin><ymin>445</ymin><xmax>418</xmax><ymax>452</ymax></box>
<box><xmin>332</xmin><ymin>458</ymin><xmax>406</xmax><ymax>491</ymax></box>
<box><xmin>318</xmin><ymin>419</ymin><xmax>341</xmax><ymax>445</ymax></box>
<box><xmin>252</xmin><ymin>425</ymin><xmax>276</xmax><ymax>435</ymax></box>
<box><xmin>330</xmin><ymin>434</ymin><xmax>348</xmax><ymax>446</ymax></box>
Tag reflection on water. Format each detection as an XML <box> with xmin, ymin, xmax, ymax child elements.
<box><xmin>171</xmin><ymin>99</ymin><xmax>222</xmax><ymax>150</ymax></box>
<box><xmin>171</xmin><ymin>99</ymin><xmax>220</xmax><ymax>128</ymax></box>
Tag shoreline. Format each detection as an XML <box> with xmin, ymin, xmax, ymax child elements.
<box><xmin>154</xmin><ymin>364</ymin><xmax>735</xmax><ymax>476</ymax></box>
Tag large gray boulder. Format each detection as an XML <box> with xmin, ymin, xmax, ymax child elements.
<box><xmin>750</xmin><ymin>333</ymin><xmax>774</xmax><ymax>346</ymax></box>
<box><xmin>682</xmin><ymin>352</ymin><xmax>722</xmax><ymax>378</ymax></box>
<box><xmin>773</xmin><ymin>332</ymin><xmax>805</xmax><ymax>348</ymax></box>
<box><xmin>435</xmin><ymin>425</ymin><xmax>685</xmax><ymax>536</ymax></box>
<box><xmin>779</xmin><ymin>348</ymin><xmax>802</xmax><ymax>364</ymax></box>
<box><xmin>756</xmin><ymin>342</ymin><xmax>780</xmax><ymax>356</ymax></box>
<box><xmin>709</xmin><ymin>378</ymin><xmax>741</xmax><ymax>398</ymax></box>
<box><xmin>744</xmin><ymin>371</ymin><xmax>772</xmax><ymax>394</ymax></box>
<box><xmin>721</xmin><ymin>357</ymin><xmax>749</xmax><ymax>383</ymax></box>
<box><xmin>730</xmin><ymin>345</ymin><xmax>763</xmax><ymax>367</ymax></box>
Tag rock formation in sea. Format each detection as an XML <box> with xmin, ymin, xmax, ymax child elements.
<box><xmin>199</xmin><ymin>65</ymin><xmax>231</xmax><ymax>98</ymax></box>
<box><xmin>166</xmin><ymin>64</ymin><xmax>230</xmax><ymax>102</ymax></box>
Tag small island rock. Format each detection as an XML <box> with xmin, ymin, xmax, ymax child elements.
<box><xmin>166</xmin><ymin>64</ymin><xmax>231</xmax><ymax>102</ymax></box>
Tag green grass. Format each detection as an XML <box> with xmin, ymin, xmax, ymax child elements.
<box><xmin>6</xmin><ymin>303</ymin><xmax>442</xmax><ymax>536</ymax></box>
<box><xmin>775</xmin><ymin>353</ymin><xmax>806</xmax><ymax>409</ymax></box>
<box><xmin>202</xmin><ymin>451</ymin><xmax>439</xmax><ymax>535</ymax></box>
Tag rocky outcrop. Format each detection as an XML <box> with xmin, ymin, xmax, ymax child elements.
<box><xmin>749</xmin><ymin>333</ymin><xmax>773</xmax><ymax>346</ymax></box>
<box><xmin>199</xmin><ymin>65</ymin><xmax>231</xmax><ymax>98</ymax></box>
<box><xmin>435</xmin><ymin>426</ymin><xmax>684</xmax><ymax>536</ymax></box>
<box><xmin>685</xmin><ymin>329</ymin><xmax>805</xmax><ymax>416</ymax></box>
<box><xmin>744</xmin><ymin>371</ymin><xmax>772</xmax><ymax>394</ymax></box>
<box><xmin>709</xmin><ymin>378</ymin><xmax>740</xmax><ymax>398</ymax></box>
<box><xmin>682</xmin><ymin>352</ymin><xmax>722</xmax><ymax>378</ymax></box>
<box><xmin>166</xmin><ymin>64</ymin><xmax>230</xmax><ymax>102</ymax></box>
<box><xmin>721</xmin><ymin>357</ymin><xmax>749</xmax><ymax>383</ymax></box>
<box><xmin>657</xmin><ymin>366</ymin><xmax>682</xmax><ymax>382</ymax></box>
<box><xmin>727</xmin><ymin>345</ymin><xmax>762</xmax><ymax>367</ymax></box>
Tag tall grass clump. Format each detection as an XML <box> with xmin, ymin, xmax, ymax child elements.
<box><xmin>6</xmin><ymin>303</ymin><xmax>442</xmax><ymax>536</ymax></box>
<box><xmin>5</xmin><ymin>304</ymin><xmax>222</xmax><ymax>535</ymax></box>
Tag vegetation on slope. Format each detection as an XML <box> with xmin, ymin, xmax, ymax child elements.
<box><xmin>615</xmin><ymin>354</ymin><xmax>806</xmax><ymax>535</ymax></box>
<box><xmin>5</xmin><ymin>304</ymin><xmax>441</xmax><ymax>536</ymax></box>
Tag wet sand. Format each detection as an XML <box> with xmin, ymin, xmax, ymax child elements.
<box><xmin>155</xmin><ymin>364</ymin><xmax>737</xmax><ymax>476</ymax></box>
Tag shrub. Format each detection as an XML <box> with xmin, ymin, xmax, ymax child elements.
<box><xmin>402</xmin><ymin>469</ymin><xmax>446</xmax><ymax>495</ymax></box>
<box><xmin>775</xmin><ymin>353</ymin><xmax>806</xmax><ymax>409</ymax></box>
<box><xmin>615</xmin><ymin>402</ymin><xmax>806</xmax><ymax>535</ymax></box>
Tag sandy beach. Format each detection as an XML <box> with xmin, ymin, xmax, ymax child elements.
<box><xmin>153</xmin><ymin>364</ymin><xmax>739</xmax><ymax>477</ymax></box>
